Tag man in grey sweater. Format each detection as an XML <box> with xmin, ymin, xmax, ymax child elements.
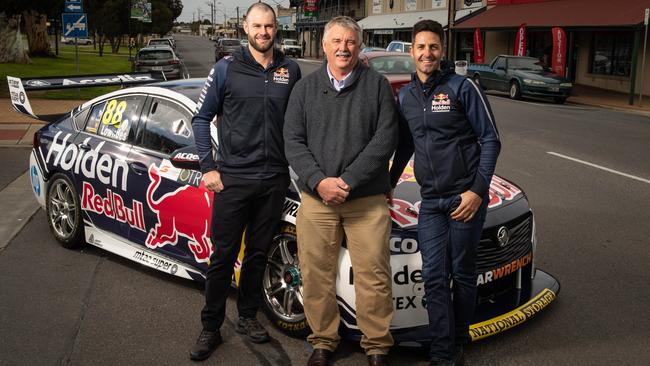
<box><xmin>284</xmin><ymin>16</ymin><xmax>397</xmax><ymax>366</ymax></box>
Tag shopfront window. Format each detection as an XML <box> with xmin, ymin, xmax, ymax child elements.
<box><xmin>589</xmin><ymin>31</ymin><xmax>633</xmax><ymax>77</ymax></box>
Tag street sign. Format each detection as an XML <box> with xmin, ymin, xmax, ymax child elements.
<box><xmin>62</xmin><ymin>13</ymin><xmax>88</xmax><ymax>38</ymax></box>
<box><xmin>64</xmin><ymin>1</ymin><xmax>83</xmax><ymax>12</ymax></box>
<box><xmin>645</xmin><ymin>8</ymin><xmax>649</xmax><ymax>25</ymax></box>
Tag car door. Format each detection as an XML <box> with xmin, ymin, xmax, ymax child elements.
<box><xmin>127</xmin><ymin>95</ymin><xmax>213</xmax><ymax>269</ymax></box>
<box><xmin>493</xmin><ymin>57</ymin><xmax>509</xmax><ymax>91</ymax></box>
<box><xmin>73</xmin><ymin>94</ymin><xmax>146</xmax><ymax>241</ymax></box>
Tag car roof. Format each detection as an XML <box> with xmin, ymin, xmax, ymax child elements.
<box><xmin>361</xmin><ymin>51</ymin><xmax>412</xmax><ymax>58</ymax></box>
<box><xmin>139</xmin><ymin>45</ymin><xmax>174</xmax><ymax>51</ymax></box>
<box><xmin>150</xmin><ymin>78</ymin><xmax>206</xmax><ymax>101</ymax></box>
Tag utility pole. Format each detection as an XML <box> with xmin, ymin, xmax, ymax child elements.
<box><xmin>236</xmin><ymin>6</ymin><xmax>240</xmax><ymax>38</ymax></box>
<box><xmin>447</xmin><ymin>0</ymin><xmax>457</xmax><ymax>60</ymax></box>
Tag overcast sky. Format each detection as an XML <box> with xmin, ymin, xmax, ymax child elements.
<box><xmin>178</xmin><ymin>0</ymin><xmax>291</xmax><ymax>22</ymax></box>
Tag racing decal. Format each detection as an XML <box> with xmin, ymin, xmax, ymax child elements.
<box><xmin>389</xmin><ymin>198</ymin><xmax>420</xmax><ymax>228</ymax></box>
<box><xmin>337</xmin><ymin>247</ymin><xmax>428</xmax><ymax>329</ymax></box>
<box><xmin>488</xmin><ymin>175</ymin><xmax>522</xmax><ymax>208</ymax></box>
<box><xmin>81</xmin><ymin>182</ymin><xmax>146</xmax><ymax>232</ymax></box>
<box><xmin>145</xmin><ymin>164</ymin><xmax>213</xmax><ymax>263</ymax></box>
<box><xmin>273</xmin><ymin>67</ymin><xmax>290</xmax><ymax>84</ymax></box>
<box><xmin>431</xmin><ymin>93</ymin><xmax>451</xmax><ymax>112</ymax></box>
<box><xmin>469</xmin><ymin>288</ymin><xmax>556</xmax><ymax>341</ymax></box>
<box><xmin>281</xmin><ymin>198</ymin><xmax>300</xmax><ymax>224</ymax></box>
<box><xmin>7</xmin><ymin>76</ymin><xmax>36</xmax><ymax>117</ymax></box>
<box><xmin>83</xmin><ymin>225</ymin><xmax>203</xmax><ymax>281</ymax></box>
<box><xmin>46</xmin><ymin>132</ymin><xmax>128</xmax><ymax>191</ymax></box>
<box><xmin>476</xmin><ymin>253</ymin><xmax>532</xmax><ymax>285</ymax></box>
<box><xmin>394</xmin><ymin>162</ymin><xmax>522</xmax><ymax>210</ymax></box>
<box><xmin>157</xmin><ymin>159</ymin><xmax>203</xmax><ymax>187</ymax></box>
<box><xmin>389</xmin><ymin>237</ymin><xmax>419</xmax><ymax>254</ymax></box>
<box><xmin>29</xmin><ymin>152</ymin><xmax>46</xmax><ymax>207</ymax></box>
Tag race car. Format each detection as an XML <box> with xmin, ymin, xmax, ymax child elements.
<box><xmin>8</xmin><ymin>73</ymin><xmax>559</xmax><ymax>346</ymax></box>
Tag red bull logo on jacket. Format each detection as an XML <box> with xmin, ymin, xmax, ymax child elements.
<box><xmin>431</xmin><ymin>93</ymin><xmax>451</xmax><ymax>112</ymax></box>
<box><xmin>145</xmin><ymin>164</ymin><xmax>213</xmax><ymax>263</ymax></box>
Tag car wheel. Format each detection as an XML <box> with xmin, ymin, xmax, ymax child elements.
<box><xmin>553</xmin><ymin>97</ymin><xmax>566</xmax><ymax>104</ymax></box>
<box><xmin>262</xmin><ymin>224</ymin><xmax>309</xmax><ymax>337</ymax></box>
<box><xmin>509</xmin><ymin>80</ymin><xmax>522</xmax><ymax>100</ymax></box>
<box><xmin>46</xmin><ymin>173</ymin><xmax>84</xmax><ymax>248</ymax></box>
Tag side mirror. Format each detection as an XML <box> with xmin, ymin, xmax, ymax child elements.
<box><xmin>170</xmin><ymin>146</ymin><xmax>201</xmax><ymax>171</ymax></box>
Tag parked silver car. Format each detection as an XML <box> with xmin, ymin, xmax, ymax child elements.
<box><xmin>134</xmin><ymin>45</ymin><xmax>185</xmax><ymax>80</ymax></box>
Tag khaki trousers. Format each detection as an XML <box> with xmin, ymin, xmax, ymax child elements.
<box><xmin>297</xmin><ymin>192</ymin><xmax>394</xmax><ymax>355</ymax></box>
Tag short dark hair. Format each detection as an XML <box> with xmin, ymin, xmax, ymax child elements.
<box><xmin>245</xmin><ymin>2</ymin><xmax>277</xmax><ymax>21</ymax></box>
<box><xmin>412</xmin><ymin>20</ymin><xmax>444</xmax><ymax>44</ymax></box>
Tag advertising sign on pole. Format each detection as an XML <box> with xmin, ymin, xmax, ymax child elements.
<box><xmin>473</xmin><ymin>28</ymin><xmax>484</xmax><ymax>64</ymax></box>
<box><xmin>551</xmin><ymin>27</ymin><xmax>566</xmax><ymax>77</ymax></box>
<box><xmin>514</xmin><ymin>23</ymin><xmax>526</xmax><ymax>56</ymax></box>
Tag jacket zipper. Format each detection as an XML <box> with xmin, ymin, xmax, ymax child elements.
<box><xmin>415</xmin><ymin>85</ymin><xmax>440</xmax><ymax>195</ymax></box>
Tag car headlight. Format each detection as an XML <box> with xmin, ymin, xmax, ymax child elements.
<box><xmin>523</xmin><ymin>79</ymin><xmax>546</xmax><ymax>86</ymax></box>
<box><xmin>560</xmin><ymin>82</ymin><xmax>573</xmax><ymax>88</ymax></box>
<box><xmin>530</xmin><ymin>212</ymin><xmax>537</xmax><ymax>280</ymax></box>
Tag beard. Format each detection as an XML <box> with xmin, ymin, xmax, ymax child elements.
<box><xmin>248</xmin><ymin>33</ymin><xmax>274</xmax><ymax>53</ymax></box>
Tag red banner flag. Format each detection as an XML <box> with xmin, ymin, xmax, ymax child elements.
<box><xmin>474</xmin><ymin>28</ymin><xmax>484</xmax><ymax>64</ymax></box>
<box><xmin>514</xmin><ymin>23</ymin><xmax>526</xmax><ymax>56</ymax></box>
<box><xmin>551</xmin><ymin>27</ymin><xmax>566</xmax><ymax>76</ymax></box>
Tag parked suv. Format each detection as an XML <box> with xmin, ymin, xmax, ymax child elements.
<box><xmin>386</xmin><ymin>41</ymin><xmax>412</xmax><ymax>53</ymax></box>
<box><xmin>281</xmin><ymin>39</ymin><xmax>301</xmax><ymax>57</ymax></box>
<box><xmin>134</xmin><ymin>45</ymin><xmax>184</xmax><ymax>80</ymax></box>
<box><xmin>148</xmin><ymin>38</ymin><xmax>175</xmax><ymax>49</ymax></box>
<box><xmin>214</xmin><ymin>38</ymin><xmax>241</xmax><ymax>62</ymax></box>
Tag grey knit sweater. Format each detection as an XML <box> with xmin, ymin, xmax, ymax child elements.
<box><xmin>283</xmin><ymin>62</ymin><xmax>398</xmax><ymax>200</ymax></box>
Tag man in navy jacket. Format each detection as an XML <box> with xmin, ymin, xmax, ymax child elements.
<box><xmin>389</xmin><ymin>20</ymin><xmax>500</xmax><ymax>365</ymax></box>
<box><xmin>189</xmin><ymin>3</ymin><xmax>300</xmax><ymax>361</ymax></box>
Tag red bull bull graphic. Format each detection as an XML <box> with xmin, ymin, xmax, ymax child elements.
<box><xmin>146</xmin><ymin>164</ymin><xmax>213</xmax><ymax>263</ymax></box>
<box><xmin>81</xmin><ymin>181</ymin><xmax>145</xmax><ymax>231</ymax></box>
<box><xmin>390</xmin><ymin>199</ymin><xmax>421</xmax><ymax>228</ymax></box>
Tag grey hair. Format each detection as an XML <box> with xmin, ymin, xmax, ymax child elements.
<box><xmin>323</xmin><ymin>16</ymin><xmax>362</xmax><ymax>43</ymax></box>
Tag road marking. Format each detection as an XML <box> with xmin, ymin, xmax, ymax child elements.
<box><xmin>547</xmin><ymin>152</ymin><xmax>650</xmax><ymax>184</ymax></box>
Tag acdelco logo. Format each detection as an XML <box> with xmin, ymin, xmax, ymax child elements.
<box><xmin>389</xmin><ymin>237</ymin><xmax>419</xmax><ymax>254</ymax></box>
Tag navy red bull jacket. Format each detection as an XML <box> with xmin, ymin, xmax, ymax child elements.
<box><xmin>390</xmin><ymin>67</ymin><xmax>501</xmax><ymax>199</ymax></box>
<box><xmin>191</xmin><ymin>46</ymin><xmax>301</xmax><ymax>176</ymax></box>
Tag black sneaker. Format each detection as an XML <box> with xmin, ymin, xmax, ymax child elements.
<box><xmin>189</xmin><ymin>329</ymin><xmax>222</xmax><ymax>361</ymax></box>
<box><xmin>235</xmin><ymin>316</ymin><xmax>270</xmax><ymax>343</ymax></box>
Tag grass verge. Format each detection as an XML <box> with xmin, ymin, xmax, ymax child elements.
<box><xmin>1</xmin><ymin>47</ymin><xmax>132</xmax><ymax>100</ymax></box>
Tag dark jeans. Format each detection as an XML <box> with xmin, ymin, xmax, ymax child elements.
<box><xmin>201</xmin><ymin>173</ymin><xmax>289</xmax><ymax>331</ymax></box>
<box><xmin>418</xmin><ymin>194</ymin><xmax>488</xmax><ymax>360</ymax></box>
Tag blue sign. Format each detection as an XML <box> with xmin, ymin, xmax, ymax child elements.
<box><xmin>64</xmin><ymin>1</ymin><xmax>83</xmax><ymax>12</ymax></box>
<box><xmin>62</xmin><ymin>13</ymin><xmax>88</xmax><ymax>38</ymax></box>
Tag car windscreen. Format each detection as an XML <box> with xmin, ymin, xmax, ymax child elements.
<box><xmin>138</xmin><ymin>50</ymin><xmax>173</xmax><ymax>60</ymax></box>
<box><xmin>149</xmin><ymin>40</ymin><xmax>170</xmax><ymax>46</ymax></box>
<box><xmin>509</xmin><ymin>58</ymin><xmax>545</xmax><ymax>71</ymax></box>
<box><xmin>284</xmin><ymin>40</ymin><xmax>298</xmax><ymax>46</ymax></box>
<box><xmin>369</xmin><ymin>56</ymin><xmax>415</xmax><ymax>74</ymax></box>
<box><xmin>222</xmin><ymin>40</ymin><xmax>240</xmax><ymax>46</ymax></box>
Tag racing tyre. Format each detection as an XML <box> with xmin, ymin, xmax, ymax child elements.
<box><xmin>46</xmin><ymin>173</ymin><xmax>84</xmax><ymax>249</ymax></box>
<box><xmin>553</xmin><ymin>97</ymin><xmax>567</xmax><ymax>104</ymax></box>
<box><xmin>509</xmin><ymin>80</ymin><xmax>522</xmax><ymax>100</ymax></box>
<box><xmin>262</xmin><ymin>224</ymin><xmax>310</xmax><ymax>337</ymax></box>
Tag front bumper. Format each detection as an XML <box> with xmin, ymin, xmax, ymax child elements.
<box><xmin>378</xmin><ymin>268</ymin><xmax>560</xmax><ymax>346</ymax></box>
<box><xmin>522</xmin><ymin>85</ymin><xmax>571</xmax><ymax>98</ymax></box>
<box><xmin>469</xmin><ymin>269</ymin><xmax>560</xmax><ymax>340</ymax></box>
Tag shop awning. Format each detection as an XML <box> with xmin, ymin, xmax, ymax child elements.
<box><xmin>454</xmin><ymin>0</ymin><xmax>648</xmax><ymax>29</ymax></box>
<box><xmin>359</xmin><ymin>9</ymin><xmax>449</xmax><ymax>30</ymax></box>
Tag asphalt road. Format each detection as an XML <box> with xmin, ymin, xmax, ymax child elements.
<box><xmin>1</xmin><ymin>34</ymin><xmax>649</xmax><ymax>365</ymax></box>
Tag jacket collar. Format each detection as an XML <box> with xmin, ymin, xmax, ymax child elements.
<box><xmin>319</xmin><ymin>61</ymin><xmax>366</xmax><ymax>92</ymax></box>
<box><xmin>234</xmin><ymin>45</ymin><xmax>285</xmax><ymax>71</ymax></box>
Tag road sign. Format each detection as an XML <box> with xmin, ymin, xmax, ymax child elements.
<box><xmin>64</xmin><ymin>1</ymin><xmax>83</xmax><ymax>12</ymax></box>
<box><xmin>62</xmin><ymin>13</ymin><xmax>88</xmax><ymax>38</ymax></box>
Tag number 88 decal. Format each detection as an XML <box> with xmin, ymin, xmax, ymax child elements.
<box><xmin>101</xmin><ymin>99</ymin><xmax>128</xmax><ymax>127</ymax></box>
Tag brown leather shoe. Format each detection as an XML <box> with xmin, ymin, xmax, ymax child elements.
<box><xmin>367</xmin><ymin>354</ymin><xmax>389</xmax><ymax>366</ymax></box>
<box><xmin>307</xmin><ymin>348</ymin><xmax>332</xmax><ymax>366</ymax></box>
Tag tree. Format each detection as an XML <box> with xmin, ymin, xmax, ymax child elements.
<box><xmin>0</xmin><ymin>0</ymin><xmax>64</xmax><ymax>62</ymax></box>
<box><xmin>0</xmin><ymin>12</ymin><xmax>29</xmax><ymax>63</ymax></box>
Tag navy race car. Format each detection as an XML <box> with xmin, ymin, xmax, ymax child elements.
<box><xmin>8</xmin><ymin>73</ymin><xmax>559</xmax><ymax>346</ymax></box>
